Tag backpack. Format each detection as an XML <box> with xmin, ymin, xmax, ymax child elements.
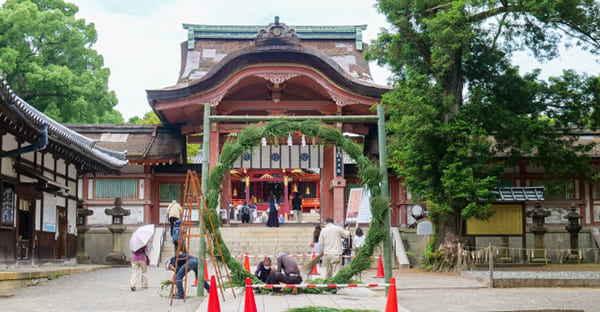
<box><xmin>172</xmin><ymin>226</ymin><xmax>180</xmax><ymax>242</ymax></box>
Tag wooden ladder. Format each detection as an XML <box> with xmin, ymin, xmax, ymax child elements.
<box><xmin>170</xmin><ymin>170</ymin><xmax>235</xmax><ymax>304</ymax></box>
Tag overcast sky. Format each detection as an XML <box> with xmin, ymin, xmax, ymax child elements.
<box><xmin>3</xmin><ymin>0</ymin><xmax>600</xmax><ymax>120</ymax></box>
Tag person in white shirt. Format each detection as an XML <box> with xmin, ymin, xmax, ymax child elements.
<box><xmin>166</xmin><ymin>200</ymin><xmax>182</xmax><ymax>236</ymax></box>
<box><xmin>353</xmin><ymin>226</ymin><xmax>366</xmax><ymax>255</ymax></box>
<box><xmin>318</xmin><ymin>217</ymin><xmax>349</xmax><ymax>279</ymax></box>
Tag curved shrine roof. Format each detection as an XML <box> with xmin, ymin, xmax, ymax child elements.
<box><xmin>0</xmin><ymin>78</ymin><xmax>128</xmax><ymax>173</ymax></box>
<box><xmin>146</xmin><ymin>19</ymin><xmax>390</xmax><ymax>112</ymax></box>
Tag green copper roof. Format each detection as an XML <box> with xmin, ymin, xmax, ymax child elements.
<box><xmin>182</xmin><ymin>23</ymin><xmax>367</xmax><ymax>50</ymax></box>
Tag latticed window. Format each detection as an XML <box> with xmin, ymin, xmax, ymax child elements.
<box><xmin>159</xmin><ymin>183</ymin><xmax>182</xmax><ymax>202</ymax></box>
<box><xmin>531</xmin><ymin>180</ymin><xmax>575</xmax><ymax>200</ymax></box>
<box><xmin>94</xmin><ymin>179</ymin><xmax>138</xmax><ymax>199</ymax></box>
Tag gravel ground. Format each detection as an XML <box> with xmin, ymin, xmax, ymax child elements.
<box><xmin>0</xmin><ymin>266</ymin><xmax>204</xmax><ymax>312</ymax></box>
<box><xmin>2</xmin><ymin>266</ymin><xmax>600</xmax><ymax>312</ymax></box>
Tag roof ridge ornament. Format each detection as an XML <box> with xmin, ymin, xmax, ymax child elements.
<box><xmin>256</xmin><ymin>16</ymin><xmax>299</xmax><ymax>45</ymax></box>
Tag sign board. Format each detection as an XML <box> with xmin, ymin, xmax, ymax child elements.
<box><xmin>42</xmin><ymin>192</ymin><xmax>56</xmax><ymax>232</ymax></box>
<box><xmin>346</xmin><ymin>187</ymin><xmax>372</xmax><ymax>223</ymax></box>
<box><xmin>416</xmin><ymin>220</ymin><xmax>433</xmax><ymax>235</ymax></box>
<box><xmin>1</xmin><ymin>183</ymin><xmax>15</xmax><ymax>228</ymax></box>
<box><xmin>466</xmin><ymin>204</ymin><xmax>523</xmax><ymax>235</ymax></box>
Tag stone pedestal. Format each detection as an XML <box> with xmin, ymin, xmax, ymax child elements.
<box><xmin>76</xmin><ymin>200</ymin><xmax>93</xmax><ymax>264</ymax></box>
<box><xmin>527</xmin><ymin>202</ymin><xmax>550</xmax><ymax>264</ymax></box>
<box><xmin>498</xmin><ymin>236</ymin><xmax>511</xmax><ymax>263</ymax></box>
<box><xmin>104</xmin><ymin>198</ymin><xmax>130</xmax><ymax>266</ymax></box>
<box><xmin>565</xmin><ymin>204</ymin><xmax>582</xmax><ymax>263</ymax></box>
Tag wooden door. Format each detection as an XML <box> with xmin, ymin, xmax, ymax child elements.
<box><xmin>55</xmin><ymin>206</ymin><xmax>67</xmax><ymax>259</ymax></box>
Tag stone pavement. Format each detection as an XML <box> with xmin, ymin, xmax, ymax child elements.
<box><xmin>1</xmin><ymin>265</ymin><xmax>599</xmax><ymax>311</ymax></box>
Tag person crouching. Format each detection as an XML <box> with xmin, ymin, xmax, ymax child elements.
<box><xmin>268</xmin><ymin>253</ymin><xmax>302</xmax><ymax>295</ymax></box>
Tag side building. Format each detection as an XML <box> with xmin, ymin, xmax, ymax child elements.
<box><xmin>67</xmin><ymin>124</ymin><xmax>196</xmax><ymax>263</ymax></box>
<box><xmin>0</xmin><ymin>78</ymin><xmax>127</xmax><ymax>265</ymax></box>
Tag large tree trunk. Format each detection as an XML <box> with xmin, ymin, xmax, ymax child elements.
<box><xmin>440</xmin><ymin>53</ymin><xmax>463</xmax><ymax>122</ymax></box>
<box><xmin>431</xmin><ymin>210</ymin><xmax>472</xmax><ymax>271</ymax></box>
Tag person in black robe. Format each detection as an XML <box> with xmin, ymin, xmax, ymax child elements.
<box><xmin>266</xmin><ymin>194</ymin><xmax>279</xmax><ymax>228</ymax></box>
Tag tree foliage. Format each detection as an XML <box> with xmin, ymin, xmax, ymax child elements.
<box><xmin>367</xmin><ymin>0</ymin><xmax>600</xmax><ymax>258</ymax></box>
<box><xmin>0</xmin><ymin>0</ymin><xmax>122</xmax><ymax>123</ymax></box>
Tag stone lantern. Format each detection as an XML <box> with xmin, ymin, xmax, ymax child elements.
<box><xmin>104</xmin><ymin>197</ymin><xmax>130</xmax><ymax>265</ymax></box>
<box><xmin>526</xmin><ymin>201</ymin><xmax>551</xmax><ymax>263</ymax></box>
<box><xmin>76</xmin><ymin>200</ymin><xmax>93</xmax><ymax>264</ymax></box>
<box><xmin>564</xmin><ymin>203</ymin><xmax>582</xmax><ymax>262</ymax></box>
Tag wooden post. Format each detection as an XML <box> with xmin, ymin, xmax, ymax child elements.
<box><xmin>198</xmin><ymin>103</ymin><xmax>210</xmax><ymax>296</ymax></box>
<box><xmin>457</xmin><ymin>242</ymin><xmax>462</xmax><ymax>273</ymax></box>
<box><xmin>378</xmin><ymin>105</ymin><xmax>392</xmax><ymax>293</ymax></box>
<box><xmin>488</xmin><ymin>243</ymin><xmax>494</xmax><ymax>288</ymax></box>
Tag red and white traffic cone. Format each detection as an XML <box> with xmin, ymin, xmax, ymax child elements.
<box><xmin>376</xmin><ymin>254</ymin><xmax>385</xmax><ymax>278</ymax></box>
<box><xmin>385</xmin><ymin>277</ymin><xmax>398</xmax><ymax>312</ymax></box>
<box><xmin>244</xmin><ymin>277</ymin><xmax>257</xmax><ymax>312</ymax></box>
<box><xmin>310</xmin><ymin>251</ymin><xmax>319</xmax><ymax>275</ymax></box>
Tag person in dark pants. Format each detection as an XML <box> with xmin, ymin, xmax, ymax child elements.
<box><xmin>266</xmin><ymin>194</ymin><xmax>279</xmax><ymax>228</ymax></box>
<box><xmin>166</xmin><ymin>200</ymin><xmax>182</xmax><ymax>236</ymax></box>
<box><xmin>254</xmin><ymin>257</ymin><xmax>272</xmax><ymax>283</ymax></box>
<box><xmin>291</xmin><ymin>192</ymin><xmax>302</xmax><ymax>223</ymax></box>
<box><xmin>240</xmin><ymin>200</ymin><xmax>251</xmax><ymax>223</ymax></box>
<box><xmin>341</xmin><ymin>223</ymin><xmax>353</xmax><ymax>266</ymax></box>
<box><xmin>268</xmin><ymin>253</ymin><xmax>302</xmax><ymax>295</ymax></box>
<box><xmin>167</xmin><ymin>251</ymin><xmax>209</xmax><ymax>298</ymax></box>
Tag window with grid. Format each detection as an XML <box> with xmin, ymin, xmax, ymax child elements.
<box><xmin>531</xmin><ymin>180</ymin><xmax>575</xmax><ymax>200</ymax></box>
<box><xmin>94</xmin><ymin>179</ymin><xmax>138</xmax><ymax>199</ymax></box>
<box><xmin>159</xmin><ymin>183</ymin><xmax>182</xmax><ymax>202</ymax></box>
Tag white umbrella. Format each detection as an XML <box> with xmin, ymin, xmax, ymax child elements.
<box><xmin>129</xmin><ymin>224</ymin><xmax>155</xmax><ymax>252</ymax></box>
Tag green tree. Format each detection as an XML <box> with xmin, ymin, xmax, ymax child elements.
<box><xmin>367</xmin><ymin>0</ymin><xmax>600</xmax><ymax>269</ymax></box>
<box><xmin>130</xmin><ymin>111</ymin><xmax>160</xmax><ymax>125</ymax></box>
<box><xmin>0</xmin><ymin>0</ymin><xmax>122</xmax><ymax>123</ymax></box>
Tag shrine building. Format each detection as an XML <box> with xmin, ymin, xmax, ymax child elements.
<box><xmin>145</xmin><ymin>17</ymin><xmax>394</xmax><ymax>224</ymax></box>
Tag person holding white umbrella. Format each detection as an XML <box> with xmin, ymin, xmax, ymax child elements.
<box><xmin>129</xmin><ymin>224</ymin><xmax>154</xmax><ymax>291</ymax></box>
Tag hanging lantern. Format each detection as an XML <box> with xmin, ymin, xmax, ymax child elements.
<box><xmin>284</xmin><ymin>176</ymin><xmax>288</xmax><ymax>186</ymax></box>
<box><xmin>233</xmin><ymin>188</ymin><xmax>238</xmax><ymax>197</ymax></box>
<box><xmin>293</xmin><ymin>183</ymin><xmax>298</xmax><ymax>193</ymax></box>
<box><xmin>245</xmin><ymin>176</ymin><xmax>250</xmax><ymax>187</ymax></box>
<box><xmin>305</xmin><ymin>186</ymin><xmax>310</xmax><ymax>195</ymax></box>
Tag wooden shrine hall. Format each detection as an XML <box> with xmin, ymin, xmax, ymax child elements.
<box><xmin>146</xmin><ymin>17</ymin><xmax>392</xmax><ymax>223</ymax></box>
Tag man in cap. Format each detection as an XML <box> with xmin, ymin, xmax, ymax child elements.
<box><xmin>268</xmin><ymin>253</ymin><xmax>302</xmax><ymax>295</ymax></box>
<box><xmin>167</xmin><ymin>249</ymin><xmax>209</xmax><ymax>299</ymax></box>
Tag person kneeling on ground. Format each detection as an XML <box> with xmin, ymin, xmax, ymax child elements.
<box><xmin>268</xmin><ymin>253</ymin><xmax>302</xmax><ymax>295</ymax></box>
<box><xmin>254</xmin><ymin>257</ymin><xmax>272</xmax><ymax>283</ymax></box>
<box><xmin>167</xmin><ymin>250</ymin><xmax>209</xmax><ymax>299</ymax></box>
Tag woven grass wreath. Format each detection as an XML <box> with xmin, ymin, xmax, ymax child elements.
<box><xmin>202</xmin><ymin>119</ymin><xmax>390</xmax><ymax>285</ymax></box>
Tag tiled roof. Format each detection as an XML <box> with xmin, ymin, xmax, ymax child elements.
<box><xmin>494</xmin><ymin>187</ymin><xmax>545</xmax><ymax>201</ymax></box>
<box><xmin>67</xmin><ymin>124</ymin><xmax>185</xmax><ymax>162</ymax></box>
<box><xmin>0</xmin><ymin>78</ymin><xmax>128</xmax><ymax>171</ymax></box>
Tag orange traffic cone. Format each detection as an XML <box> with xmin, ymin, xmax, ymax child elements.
<box><xmin>207</xmin><ymin>275</ymin><xmax>221</xmax><ymax>311</ymax></box>
<box><xmin>384</xmin><ymin>277</ymin><xmax>398</xmax><ymax>312</ymax></box>
<box><xmin>204</xmin><ymin>259</ymin><xmax>209</xmax><ymax>281</ymax></box>
<box><xmin>376</xmin><ymin>255</ymin><xmax>385</xmax><ymax>278</ymax></box>
<box><xmin>244</xmin><ymin>277</ymin><xmax>257</xmax><ymax>312</ymax></box>
<box><xmin>310</xmin><ymin>251</ymin><xmax>319</xmax><ymax>275</ymax></box>
<box><xmin>244</xmin><ymin>252</ymin><xmax>250</xmax><ymax>272</ymax></box>
<box><xmin>193</xmin><ymin>278</ymin><xmax>198</xmax><ymax>287</ymax></box>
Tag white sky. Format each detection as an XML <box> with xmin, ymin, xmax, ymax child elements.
<box><xmin>2</xmin><ymin>0</ymin><xmax>600</xmax><ymax>120</ymax></box>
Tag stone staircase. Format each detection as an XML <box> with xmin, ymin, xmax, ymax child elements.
<box><xmin>158</xmin><ymin>222</ymin><xmax>401</xmax><ymax>272</ymax></box>
<box><xmin>159</xmin><ymin>224</ymin><xmax>316</xmax><ymax>269</ymax></box>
